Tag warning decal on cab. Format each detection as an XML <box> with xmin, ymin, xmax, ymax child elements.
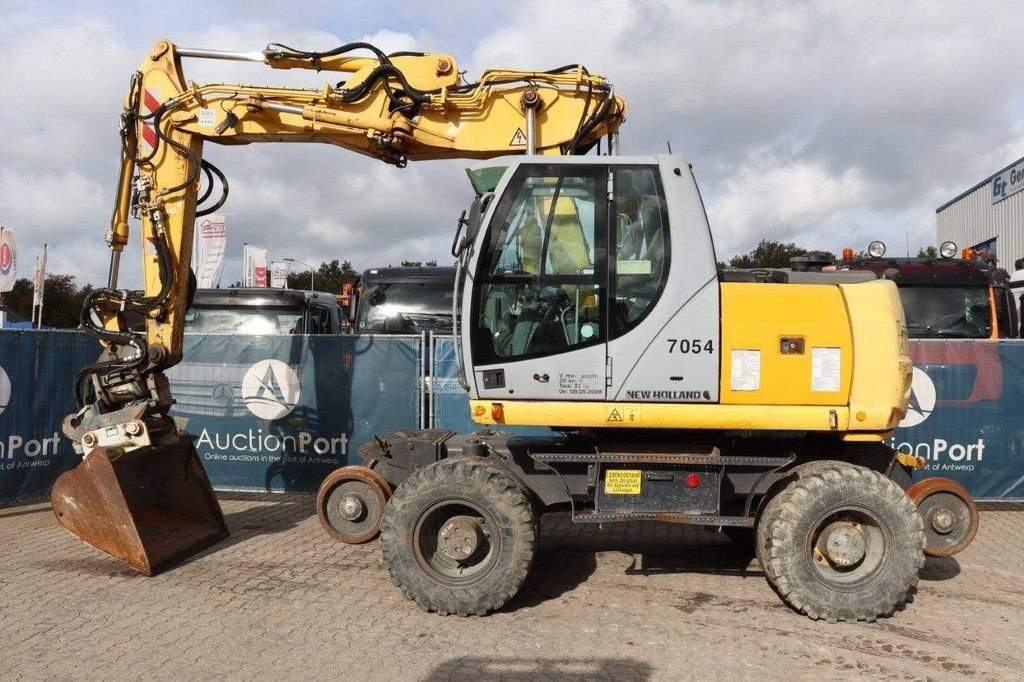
<box><xmin>604</xmin><ymin>469</ymin><xmax>642</xmax><ymax>495</ymax></box>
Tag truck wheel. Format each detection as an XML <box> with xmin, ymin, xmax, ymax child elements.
<box><xmin>380</xmin><ymin>458</ymin><xmax>537</xmax><ymax>616</ymax></box>
<box><xmin>758</xmin><ymin>462</ymin><xmax>925</xmax><ymax>622</ymax></box>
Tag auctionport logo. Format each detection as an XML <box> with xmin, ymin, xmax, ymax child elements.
<box><xmin>241</xmin><ymin>360</ymin><xmax>300</xmax><ymax>420</ymax></box>
<box><xmin>899</xmin><ymin>367</ymin><xmax>936</xmax><ymax>428</ymax></box>
<box><xmin>0</xmin><ymin>365</ymin><xmax>10</xmax><ymax>416</ymax></box>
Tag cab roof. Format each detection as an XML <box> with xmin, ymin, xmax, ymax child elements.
<box><xmin>840</xmin><ymin>257</ymin><xmax>1004</xmax><ymax>286</ymax></box>
<box><xmin>191</xmin><ymin>288</ymin><xmax>338</xmax><ymax>307</ymax></box>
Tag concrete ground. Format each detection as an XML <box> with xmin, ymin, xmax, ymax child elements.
<box><xmin>1</xmin><ymin>494</ymin><xmax>1021</xmax><ymax>681</ymax></box>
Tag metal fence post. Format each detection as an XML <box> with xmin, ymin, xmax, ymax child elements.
<box><xmin>418</xmin><ymin>331</ymin><xmax>427</xmax><ymax>429</ymax></box>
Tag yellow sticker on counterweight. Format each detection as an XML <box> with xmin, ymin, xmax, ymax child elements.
<box><xmin>604</xmin><ymin>469</ymin><xmax>642</xmax><ymax>495</ymax></box>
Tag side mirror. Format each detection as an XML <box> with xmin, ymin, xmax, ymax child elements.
<box><xmin>452</xmin><ymin>193</ymin><xmax>494</xmax><ymax>257</ymax></box>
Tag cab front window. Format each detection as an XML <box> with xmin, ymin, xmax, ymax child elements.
<box><xmin>473</xmin><ymin>165</ymin><xmax>606</xmax><ymax>363</ymax></box>
<box><xmin>899</xmin><ymin>285</ymin><xmax>993</xmax><ymax>339</ymax></box>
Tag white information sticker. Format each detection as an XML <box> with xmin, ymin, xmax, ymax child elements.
<box><xmin>811</xmin><ymin>347</ymin><xmax>842</xmax><ymax>392</ymax></box>
<box><xmin>730</xmin><ymin>349</ymin><xmax>761</xmax><ymax>391</ymax></box>
<box><xmin>198</xmin><ymin>108</ymin><xmax>217</xmax><ymax>127</ymax></box>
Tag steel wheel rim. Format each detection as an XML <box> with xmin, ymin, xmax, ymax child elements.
<box><xmin>412</xmin><ymin>497</ymin><xmax>501</xmax><ymax>587</ymax></box>
<box><xmin>316</xmin><ymin>467</ymin><xmax>390</xmax><ymax>543</ymax></box>
<box><xmin>806</xmin><ymin>504</ymin><xmax>890</xmax><ymax>590</ymax></box>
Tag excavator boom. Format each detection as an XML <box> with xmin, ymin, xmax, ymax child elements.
<box><xmin>51</xmin><ymin>38</ymin><xmax>625</xmax><ymax>574</ymax></box>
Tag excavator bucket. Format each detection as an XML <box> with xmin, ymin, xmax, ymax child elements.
<box><xmin>50</xmin><ymin>439</ymin><xmax>228</xmax><ymax>576</ymax></box>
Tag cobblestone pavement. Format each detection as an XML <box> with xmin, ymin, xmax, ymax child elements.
<box><xmin>1</xmin><ymin>494</ymin><xmax>1021</xmax><ymax>681</ymax></box>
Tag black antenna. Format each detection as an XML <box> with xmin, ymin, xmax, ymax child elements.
<box><xmin>666</xmin><ymin>140</ymin><xmax>673</xmax><ymax>154</ymax></box>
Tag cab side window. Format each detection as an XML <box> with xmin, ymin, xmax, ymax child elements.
<box><xmin>610</xmin><ymin>166</ymin><xmax>670</xmax><ymax>339</ymax></box>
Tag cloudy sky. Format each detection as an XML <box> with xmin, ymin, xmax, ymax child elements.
<box><xmin>1</xmin><ymin>0</ymin><xmax>1022</xmax><ymax>288</ymax></box>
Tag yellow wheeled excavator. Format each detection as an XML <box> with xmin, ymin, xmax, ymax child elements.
<box><xmin>54</xmin><ymin>38</ymin><xmax>978</xmax><ymax>623</ymax></box>
<box><xmin>52</xmin><ymin>38</ymin><xmax>625</xmax><ymax>576</ymax></box>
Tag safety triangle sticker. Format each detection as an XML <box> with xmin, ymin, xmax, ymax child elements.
<box><xmin>607</xmin><ymin>409</ymin><xmax>623</xmax><ymax>422</ymax></box>
<box><xmin>509</xmin><ymin>128</ymin><xmax>527</xmax><ymax>146</ymax></box>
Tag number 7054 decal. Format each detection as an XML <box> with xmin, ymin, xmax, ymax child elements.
<box><xmin>667</xmin><ymin>338</ymin><xmax>714</xmax><ymax>354</ymax></box>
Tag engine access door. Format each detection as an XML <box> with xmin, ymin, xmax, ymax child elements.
<box><xmin>470</xmin><ymin>163</ymin><xmax>609</xmax><ymax>401</ymax></box>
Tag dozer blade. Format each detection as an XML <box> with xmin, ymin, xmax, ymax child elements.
<box><xmin>50</xmin><ymin>439</ymin><xmax>228</xmax><ymax>576</ymax></box>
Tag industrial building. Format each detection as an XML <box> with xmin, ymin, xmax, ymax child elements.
<box><xmin>937</xmin><ymin>155</ymin><xmax>1024</xmax><ymax>268</ymax></box>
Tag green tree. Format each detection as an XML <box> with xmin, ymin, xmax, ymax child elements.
<box><xmin>917</xmin><ymin>245</ymin><xmax>938</xmax><ymax>258</ymax></box>
<box><xmin>726</xmin><ymin>240</ymin><xmax>835</xmax><ymax>269</ymax></box>
<box><xmin>3</xmin><ymin>274</ymin><xmax>93</xmax><ymax>328</ymax></box>
<box><xmin>286</xmin><ymin>259</ymin><xmax>358</xmax><ymax>292</ymax></box>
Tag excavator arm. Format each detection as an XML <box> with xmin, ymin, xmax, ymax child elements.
<box><xmin>51</xmin><ymin>38</ymin><xmax>625</xmax><ymax>574</ymax></box>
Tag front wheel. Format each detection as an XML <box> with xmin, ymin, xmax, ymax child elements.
<box><xmin>758</xmin><ymin>462</ymin><xmax>925</xmax><ymax>622</ymax></box>
<box><xmin>380</xmin><ymin>458</ymin><xmax>537</xmax><ymax>616</ymax></box>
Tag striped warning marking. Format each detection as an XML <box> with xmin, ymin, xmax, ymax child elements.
<box><xmin>141</xmin><ymin>88</ymin><xmax>160</xmax><ymax>152</ymax></box>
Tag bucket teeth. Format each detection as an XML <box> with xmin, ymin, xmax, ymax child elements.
<box><xmin>50</xmin><ymin>439</ymin><xmax>228</xmax><ymax>575</ymax></box>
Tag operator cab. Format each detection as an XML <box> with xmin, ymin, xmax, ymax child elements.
<box><xmin>456</xmin><ymin>155</ymin><xmax>720</xmax><ymax>403</ymax></box>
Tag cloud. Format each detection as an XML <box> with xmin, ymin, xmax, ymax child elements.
<box><xmin>708</xmin><ymin>152</ymin><xmax>876</xmax><ymax>254</ymax></box>
<box><xmin>473</xmin><ymin>0</ymin><xmax>1024</xmax><ymax>256</ymax></box>
<box><xmin>1</xmin><ymin>0</ymin><xmax>1023</xmax><ymax>293</ymax></box>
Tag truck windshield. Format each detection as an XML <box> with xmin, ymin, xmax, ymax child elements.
<box><xmin>357</xmin><ymin>282</ymin><xmax>454</xmax><ymax>333</ymax></box>
<box><xmin>184</xmin><ymin>306</ymin><xmax>304</xmax><ymax>335</ymax></box>
<box><xmin>898</xmin><ymin>285</ymin><xmax>992</xmax><ymax>338</ymax></box>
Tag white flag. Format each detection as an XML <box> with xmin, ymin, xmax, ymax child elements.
<box><xmin>270</xmin><ymin>262</ymin><xmax>289</xmax><ymax>289</ymax></box>
<box><xmin>195</xmin><ymin>215</ymin><xmax>227</xmax><ymax>288</ymax></box>
<box><xmin>243</xmin><ymin>244</ymin><xmax>268</xmax><ymax>287</ymax></box>
<box><xmin>33</xmin><ymin>244</ymin><xmax>47</xmax><ymax>308</ymax></box>
<box><xmin>0</xmin><ymin>227</ymin><xmax>16</xmax><ymax>293</ymax></box>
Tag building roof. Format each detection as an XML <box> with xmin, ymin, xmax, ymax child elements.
<box><xmin>936</xmin><ymin>153</ymin><xmax>1024</xmax><ymax>213</ymax></box>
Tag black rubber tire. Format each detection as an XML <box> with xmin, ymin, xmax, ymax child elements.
<box><xmin>380</xmin><ymin>458</ymin><xmax>537</xmax><ymax>616</ymax></box>
<box><xmin>757</xmin><ymin>462</ymin><xmax>925</xmax><ymax>623</ymax></box>
<box><xmin>755</xmin><ymin>461</ymin><xmax>850</xmax><ymax>568</ymax></box>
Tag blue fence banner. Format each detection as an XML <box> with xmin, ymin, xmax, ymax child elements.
<box><xmin>899</xmin><ymin>340</ymin><xmax>1024</xmax><ymax>501</ymax></box>
<box><xmin>167</xmin><ymin>333</ymin><xmax>421</xmax><ymax>493</ymax></box>
<box><xmin>0</xmin><ymin>330</ymin><xmax>96</xmax><ymax>504</ymax></box>
<box><xmin>3</xmin><ymin>331</ymin><xmax>1024</xmax><ymax>504</ymax></box>
<box><xmin>430</xmin><ymin>335</ymin><xmax>478</xmax><ymax>434</ymax></box>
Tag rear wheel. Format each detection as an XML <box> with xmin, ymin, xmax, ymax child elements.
<box><xmin>380</xmin><ymin>458</ymin><xmax>537</xmax><ymax>616</ymax></box>
<box><xmin>758</xmin><ymin>462</ymin><xmax>925</xmax><ymax>622</ymax></box>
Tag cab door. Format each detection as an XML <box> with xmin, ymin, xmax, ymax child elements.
<box><xmin>469</xmin><ymin>163</ymin><xmax>609</xmax><ymax>401</ymax></box>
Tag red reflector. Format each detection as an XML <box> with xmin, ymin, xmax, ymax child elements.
<box><xmin>491</xmin><ymin>403</ymin><xmax>504</xmax><ymax>421</ymax></box>
<box><xmin>686</xmin><ymin>473</ymin><xmax>701</xmax><ymax>488</ymax></box>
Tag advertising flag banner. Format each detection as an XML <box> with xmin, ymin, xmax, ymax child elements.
<box><xmin>32</xmin><ymin>243</ymin><xmax>47</xmax><ymax>310</ymax></box>
<box><xmin>195</xmin><ymin>215</ymin><xmax>227</xmax><ymax>288</ymax></box>
<box><xmin>243</xmin><ymin>244</ymin><xmax>268</xmax><ymax>287</ymax></box>
<box><xmin>270</xmin><ymin>262</ymin><xmax>288</xmax><ymax>289</ymax></box>
<box><xmin>0</xmin><ymin>227</ymin><xmax>16</xmax><ymax>293</ymax></box>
